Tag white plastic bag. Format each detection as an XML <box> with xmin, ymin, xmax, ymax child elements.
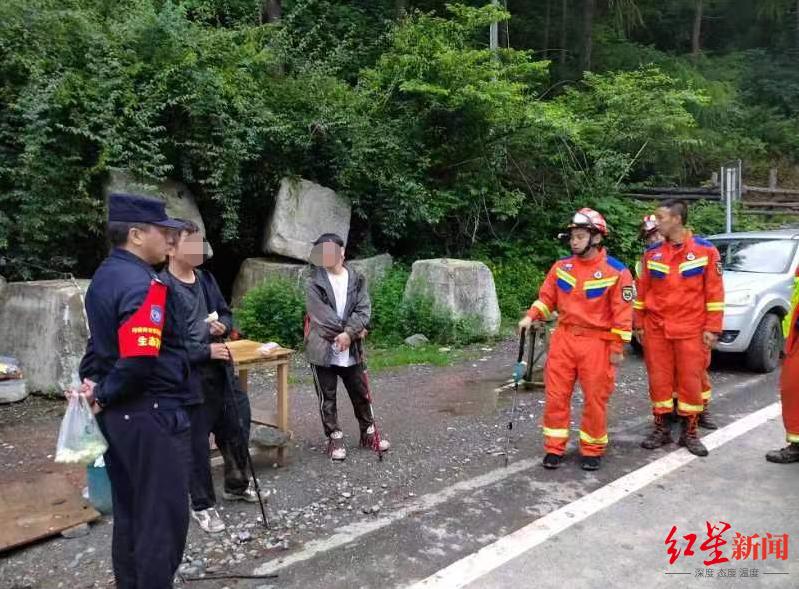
<box><xmin>55</xmin><ymin>394</ymin><xmax>108</xmax><ymax>464</ymax></box>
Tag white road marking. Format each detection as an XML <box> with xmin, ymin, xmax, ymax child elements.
<box><xmin>251</xmin><ymin>372</ymin><xmax>771</xmax><ymax>577</ymax></box>
<box><xmin>408</xmin><ymin>402</ymin><xmax>782</xmax><ymax>589</ymax></box>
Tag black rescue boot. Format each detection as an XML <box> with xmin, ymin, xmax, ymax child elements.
<box><xmin>581</xmin><ymin>455</ymin><xmax>601</xmax><ymax>471</ymax></box>
<box><xmin>679</xmin><ymin>414</ymin><xmax>709</xmax><ymax>457</ymax></box>
<box><xmin>765</xmin><ymin>443</ymin><xmax>799</xmax><ymax>464</ymax></box>
<box><xmin>641</xmin><ymin>414</ymin><xmax>673</xmax><ymax>449</ymax></box>
<box><xmin>542</xmin><ymin>453</ymin><xmax>562</xmax><ymax>469</ymax></box>
<box><xmin>698</xmin><ymin>403</ymin><xmax>719</xmax><ymax>430</ymax></box>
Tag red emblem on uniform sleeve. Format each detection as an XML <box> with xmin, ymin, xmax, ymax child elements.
<box><xmin>118</xmin><ymin>280</ymin><xmax>167</xmax><ymax>358</ymax></box>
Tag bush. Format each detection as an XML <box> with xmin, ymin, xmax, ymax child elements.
<box><xmin>234</xmin><ymin>278</ymin><xmax>305</xmax><ymax>349</ymax></box>
<box><xmin>368</xmin><ymin>267</ymin><xmax>410</xmax><ymax>344</ymax></box>
<box><xmin>483</xmin><ymin>258</ymin><xmax>546</xmax><ymax>324</ymax></box>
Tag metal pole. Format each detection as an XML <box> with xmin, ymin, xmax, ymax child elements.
<box><xmin>725</xmin><ymin>166</ymin><xmax>733</xmax><ymax>233</ymax></box>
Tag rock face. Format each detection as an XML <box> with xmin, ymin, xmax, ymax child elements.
<box><xmin>262</xmin><ymin>178</ymin><xmax>351</xmax><ymax>262</ymax></box>
<box><xmin>104</xmin><ymin>169</ymin><xmax>212</xmax><ymax>256</ymax></box>
<box><xmin>0</xmin><ymin>379</ymin><xmax>27</xmax><ymax>404</ymax></box>
<box><xmin>403</xmin><ymin>259</ymin><xmax>501</xmax><ymax>337</ymax></box>
<box><xmin>348</xmin><ymin>254</ymin><xmax>393</xmax><ymax>288</ymax></box>
<box><xmin>0</xmin><ymin>280</ymin><xmax>90</xmax><ymax>395</ymax></box>
<box><xmin>231</xmin><ymin>254</ymin><xmax>393</xmax><ymax>307</ymax></box>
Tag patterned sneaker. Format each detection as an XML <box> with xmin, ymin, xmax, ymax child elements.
<box><xmin>361</xmin><ymin>425</ymin><xmax>390</xmax><ymax>452</ymax></box>
<box><xmin>328</xmin><ymin>430</ymin><xmax>347</xmax><ymax>461</ymax></box>
<box><xmin>191</xmin><ymin>507</ymin><xmax>225</xmax><ymax>534</ymax></box>
<box><xmin>222</xmin><ymin>482</ymin><xmax>269</xmax><ymax>503</ymax></box>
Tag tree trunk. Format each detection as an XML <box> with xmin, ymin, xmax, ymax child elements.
<box><xmin>580</xmin><ymin>0</ymin><xmax>596</xmax><ymax>73</ymax></box>
<box><xmin>559</xmin><ymin>0</ymin><xmax>568</xmax><ymax>67</ymax></box>
<box><xmin>262</xmin><ymin>0</ymin><xmax>281</xmax><ymax>23</ymax></box>
<box><xmin>395</xmin><ymin>0</ymin><xmax>408</xmax><ymax>19</ymax></box>
<box><xmin>543</xmin><ymin>0</ymin><xmax>551</xmax><ymax>57</ymax></box>
<box><xmin>691</xmin><ymin>0</ymin><xmax>703</xmax><ymax>58</ymax></box>
<box><xmin>796</xmin><ymin>0</ymin><xmax>799</xmax><ymax>49</ymax></box>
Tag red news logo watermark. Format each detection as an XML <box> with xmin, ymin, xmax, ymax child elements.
<box><xmin>666</xmin><ymin>521</ymin><xmax>789</xmax><ymax>566</ymax></box>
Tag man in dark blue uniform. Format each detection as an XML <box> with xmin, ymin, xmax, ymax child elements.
<box><xmin>78</xmin><ymin>193</ymin><xmax>191</xmax><ymax>588</ymax></box>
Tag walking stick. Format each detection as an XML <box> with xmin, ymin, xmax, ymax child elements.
<box><xmin>504</xmin><ymin>328</ymin><xmax>527</xmax><ymax>467</ymax></box>
<box><xmin>222</xmin><ymin>345</ymin><xmax>270</xmax><ymax>529</ymax></box>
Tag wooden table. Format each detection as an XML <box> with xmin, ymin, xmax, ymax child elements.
<box><xmin>227</xmin><ymin>340</ymin><xmax>294</xmax><ymax>460</ymax></box>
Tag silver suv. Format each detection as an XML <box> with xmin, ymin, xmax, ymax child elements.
<box><xmin>707</xmin><ymin>229</ymin><xmax>799</xmax><ymax>372</ymax></box>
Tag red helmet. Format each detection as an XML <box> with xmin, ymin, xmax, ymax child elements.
<box><xmin>641</xmin><ymin>214</ymin><xmax>659</xmax><ymax>236</ymax></box>
<box><xmin>567</xmin><ymin>208</ymin><xmax>608</xmax><ymax>236</ymax></box>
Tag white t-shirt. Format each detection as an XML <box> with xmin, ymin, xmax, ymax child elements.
<box><xmin>327</xmin><ymin>269</ymin><xmax>355</xmax><ymax>367</ymax></box>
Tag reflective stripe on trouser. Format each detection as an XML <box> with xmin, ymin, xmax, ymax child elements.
<box><xmin>643</xmin><ymin>322</ymin><xmax>705</xmax><ymax>416</ymax></box>
<box><xmin>671</xmin><ymin>348</ymin><xmax>712</xmax><ymax>403</ymax></box>
<box><xmin>780</xmin><ymin>342</ymin><xmax>799</xmax><ymax>444</ymax></box>
<box><xmin>543</xmin><ymin>327</ymin><xmax>616</xmax><ymax>457</ymax></box>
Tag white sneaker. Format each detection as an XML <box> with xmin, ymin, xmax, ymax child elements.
<box><xmin>222</xmin><ymin>482</ymin><xmax>269</xmax><ymax>503</ymax></box>
<box><xmin>328</xmin><ymin>430</ymin><xmax>347</xmax><ymax>461</ymax></box>
<box><xmin>191</xmin><ymin>507</ymin><xmax>225</xmax><ymax>534</ymax></box>
<box><xmin>361</xmin><ymin>425</ymin><xmax>390</xmax><ymax>452</ymax></box>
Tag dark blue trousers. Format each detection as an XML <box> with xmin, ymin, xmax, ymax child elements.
<box><xmin>98</xmin><ymin>398</ymin><xmax>191</xmax><ymax>589</ymax></box>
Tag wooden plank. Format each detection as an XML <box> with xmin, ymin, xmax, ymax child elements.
<box><xmin>227</xmin><ymin>339</ymin><xmax>293</xmax><ymax>366</ymax></box>
<box><xmin>741</xmin><ymin>201</ymin><xmax>799</xmax><ymax>208</ymax></box>
<box><xmin>623</xmin><ymin>193</ymin><xmax>720</xmax><ymax>201</ymax></box>
<box><xmin>744</xmin><ymin>185</ymin><xmax>799</xmax><ymax>196</ymax></box>
<box><xmin>742</xmin><ymin>209</ymin><xmax>799</xmax><ymax>216</ymax></box>
<box><xmin>277</xmin><ymin>363</ymin><xmax>289</xmax><ymax>433</ymax></box>
<box><xmin>624</xmin><ymin>186</ymin><xmax>719</xmax><ymax>195</ymax></box>
<box><xmin>0</xmin><ymin>472</ymin><xmax>101</xmax><ymax>553</ymax></box>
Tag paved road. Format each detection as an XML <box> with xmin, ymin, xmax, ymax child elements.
<box><xmin>1</xmin><ymin>343</ymin><xmax>794</xmax><ymax>589</ymax></box>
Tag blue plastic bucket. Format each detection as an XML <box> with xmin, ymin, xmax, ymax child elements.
<box><xmin>86</xmin><ymin>463</ymin><xmax>113</xmax><ymax>515</ymax></box>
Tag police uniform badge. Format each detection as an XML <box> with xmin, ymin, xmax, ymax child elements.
<box><xmin>622</xmin><ymin>285</ymin><xmax>635</xmax><ymax>302</ymax></box>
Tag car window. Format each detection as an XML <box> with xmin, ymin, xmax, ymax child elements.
<box><xmin>711</xmin><ymin>239</ymin><xmax>798</xmax><ymax>274</ymax></box>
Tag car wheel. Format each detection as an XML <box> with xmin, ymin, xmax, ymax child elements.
<box><xmin>745</xmin><ymin>313</ymin><xmax>784</xmax><ymax>373</ymax></box>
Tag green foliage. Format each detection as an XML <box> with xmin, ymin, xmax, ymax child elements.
<box><xmin>482</xmin><ymin>257</ymin><xmax>546</xmax><ymax>324</ymax></box>
<box><xmin>368</xmin><ymin>267</ymin><xmax>411</xmax><ymax>342</ymax></box>
<box><xmin>370</xmin><ymin>266</ymin><xmax>487</xmax><ymax>345</ymax></box>
<box><xmin>234</xmin><ymin>277</ymin><xmax>306</xmax><ymax>349</ymax></box>
<box><xmin>0</xmin><ymin>0</ymin><xmax>794</xmax><ymax>289</ymax></box>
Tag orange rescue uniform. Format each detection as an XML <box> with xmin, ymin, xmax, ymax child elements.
<box><xmin>780</xmin><ymin>269</ymin><xmax>799</xmax><ymax>443</ymax></box>
<box><xmin>634</xmin><ymin>232</ymin><xmax>724</xmax><ymax>416</ymax></box>
<box><xmin>635</xmin><ymin>260</ymin><xmax>713</xmax><ymax>405</ymax></box>
<box><xmin>527</xmin><ymin>250</ymin><xmax>634</xmax><ymax>457</ymax></box>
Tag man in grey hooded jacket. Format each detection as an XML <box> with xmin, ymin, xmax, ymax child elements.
<box><xmin>305</xmin><ymin>233</ymin><xmax>390</xmax><ymax>461</ymax></box>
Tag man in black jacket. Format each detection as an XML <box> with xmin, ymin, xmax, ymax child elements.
<box><xmin>162</xmin><ymin>220</ymin><xmax>259</xmax><ymax>534</ymax></box>
<box><xmin>78</xmin><ymin>194</ymin><xmax>190</xmax><ymax>588</ymax></box>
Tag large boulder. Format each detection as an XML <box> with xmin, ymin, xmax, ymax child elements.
<box><xmin>348</xmin><ymin>254</ymin><xmax>393</xmax><ymax>288</ymax></box>
<box><xmin>403</xmin><ymin>259</ymin><xmax>501</xmax><ymax>337</ymax></box>
<box><xmin>262</xmin><ymin>178</ymin><xmax>351</xmax><ymax>262</ymax></box>
<box><xmin>232</xmin><ymin>254</ymin><xmax>393</xmax><ymax>307</ymax></box>
<box><xmin>0</xmin><ymin>280</ymin><xmax>90</xmax><ymax>395</ymax></box>
<box><xmin>104</xmin><ymin>169</ymin><xmax>212</xmax><ymax>256</ymax></box>
<box><xmin>232</xmin><ymin>259</ymin><xmax>309</xmax><ymax>307</ymax></box>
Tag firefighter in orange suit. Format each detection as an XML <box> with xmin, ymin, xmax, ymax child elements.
<box><xmin>635</xmin><ymin>199</ymin><xmax>724</xmax><ymax>456</ymax></box>
<box><xmin>637</xmin><ymin>214</ymin><xmax>717</xmax><ymax>430</ymax></box>
<box><xmin>766</xmin><ymin>267</ymin><xmax>799</xmax><ymax>463</ymax></box>
<box><xmin>519</xmin><ymin>208</ymin><xmax>633</xmax><ymax>471</ymax></box>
